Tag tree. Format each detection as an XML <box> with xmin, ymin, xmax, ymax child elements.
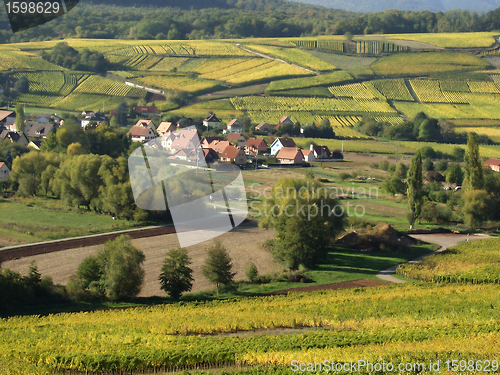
<box><xmin>463</xmin><ymin>133</ymin><xmax>484</xmax><ymax>191</ymax></box>
<box><xmin>100</xmin><ymin>235</ymin><xmax>145</xmax><ymax>301</ymax></box>
<box><xmin>462</xmin><ymin>190</ymin><xmax>491</xmax><ymax>229</ymax></box>
<box><xmin>202</xmin><ymin>240</ymin><xmax>235</xmax><ymax>293</ymax></box>
<box><xmin>14</xmin><ymin>76</ymin><xmax>29</xmax><ymax>94</ymax></box>
<box><xmin>67</xmin><ymin>142</ymin><xmax>84</xmax><ymax>156</ymax></box>
<box><xmin>116</xmin><ymin>99</ymin><xmax>129</xmax><ymax>127</ymax></box>
<box><xmin>423</xmin><ymin>158</ymin><xmax>434</xmax><ymax>171</ymax></box>
<box><xmin>259</xmin><ymin>178</ymin><xmax>344</xmax><ymax>270</ymax></box>
<box><xmin>14</xmin><ymin>104</ymin><xmax>25</xmax><ymax>132</ymax></box>
<box><xmin>395</xmin><ymin>162</ymin><xmax>408</xmax><ymax>178</ymax></box>
<box><xmin>407</xmin><ymin>151</ymin><xmax>423</xmax><ymax>229</ymax></box>
<box><xmin>41</xmin><ymin>131</ymin><xmax>58</xmax><ymax>152</ymax></box>
<box><xmin>245</xmin><ymin>262</ymin><xmax>258</xmax><ymax>282</ymax></box>
<box><xmin>446</xmin><ymin>163</ymin><xmax>463</xmax><ymax>185</ymax></box>
<box><xmin>159</xmin><ymin>247</ymin><xmax>194</xmax><ymax>299</ymax></box>
<box><xmin>382</xmin><ymin>175</ymin><xmax>406</xmax><ymax>196</ymax></box>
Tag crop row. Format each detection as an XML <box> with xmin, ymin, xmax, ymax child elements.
<box><xmin>293</xmin><ymin>40</ymin><xmax>344</xmax><ymax>52</ymax></box>
<box><xmin>198</xmin><ymin>58</ymin><xmax>270</xmax><ymax>80</ymax></box>
<box><xmin>149</xmin><ymin>57</ymin><xmax>189</xmax><ymax>71</ymax></box>
<box><xmin>329</xmin><ymin>83</ymin><xmax>377</xmax><ymax>99</ymax></box>
<box><xmin>356</xmin><ymin>40</ymin><xmax>409</xmax><ymax>54</ymax></box>
<box><xmin>14</xmin><ymin>71</ymin><xmax>65</xmax><ymax>93</ymax></box>
<box><xmin>111</xmin><ymin>42</ymin><xmax>251</xmax><ymax>57</ymax></box>
<box><xmin>231</xmin><ymin>96</ymin><xmax>396</xmax><ymax>113</ymax></box>
<box><xmin>410</xmin><ymin>79</ymin><xmax>449</xmax><ymax>103</ymax></box>
<box><xmin>370</xmin><ymin>79</ymin><xmax>414</xmax><ymax>101</ymax></box>
<box><xmin>440</xmin><ymin>79</ymin><xmax>470</xmax><ymax>92</ymax></box>
<box><xmin>221</xmin><ymin>61</ymin><xmax>310</xmax><ymax>85</ymax></box>
<box><xmin>372</xmin><ymin>115</ymin><xmax>404</xmax><ymax>124</ymax></box>
<box><xmin>73</xmin><ymin>75</ymin><xmax>134</xmax><ymax>96</ymax></box>
<box><xmin>2</xmin><ymin>283</ymin><xmax>500</xmax><ymax>373</ymax></box>
<box><xmin>266</xmin><ymin>71</ymin><xmax>351</xmax><ymax>92</ymax></box>
<box><xmin>468</xmin><ymin>80</ymin><xmax>500</xmax><ymax>93</ymax></box>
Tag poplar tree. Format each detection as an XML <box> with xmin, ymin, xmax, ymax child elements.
<box><xmin>463</xmin><ymin>133</ymin><xmax>484</xmax><ymax>191</ymax></box>
<box><xmin>407</xmin><ymin>151</ymin><xmax>423</xmax><ymax>229</ymax></box>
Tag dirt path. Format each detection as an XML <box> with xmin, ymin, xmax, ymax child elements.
<box><xmin>404</xmin><ymin>79</ymin><xmax>421</xmax><ymax>103</ymax></box>
<box><xmin>376</xmin><ymin>233</ymin><xmax>492</xmax><ymax>283</ymax></box>
<box><xmin>3</xmin><ymin>221</ymin><xmax>280</xmax><ymax>297</ymax></box>
<box><xmin>234</xmin><ymin>43</ymin><xmax>320</xmax><ymax>76</ymax></box>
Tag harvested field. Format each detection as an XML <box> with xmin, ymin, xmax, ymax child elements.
<box><xmin>3</xmin><ymin>221</ymin><xmax>279</xmax><ymax>297</ymax></box>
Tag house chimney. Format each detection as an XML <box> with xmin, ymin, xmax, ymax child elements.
<box><xmin>310</xmin><ymin>144</ymin><xmax>314</xmax><ymax>151</ymax></box>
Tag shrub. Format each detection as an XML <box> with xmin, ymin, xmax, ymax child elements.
<box><xmin>379</xmin><ymin>160</ymin><xmax>389</xmax><ymax>171</ymax></box>
<box><xmin>245</xmin><ymin>262</ymin><xmax>259</xmax><ymax>283</ymax></box>
<box><xmin>339</xmin><ymin>172</ymin><xmax>351</xmax><ymax>181</ymax></box>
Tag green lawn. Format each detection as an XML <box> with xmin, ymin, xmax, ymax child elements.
<box><xmin>0</xmin><ymin>198</ymin><xmax>137</xmax><ymax>247</ymax></box>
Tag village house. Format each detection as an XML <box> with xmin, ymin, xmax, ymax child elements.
<box><xmin>80</xmin><ymin>112</ymin><xmax>107</xmax><ymax>128</ymax></box>
<box><xmin>255</xmin><ymin>121</ymin><xmax>272</xmax><ymax>134</ymax></box>
<box><xmin>0</xmin><ymin>130</ymin><xmax>29</xmax><ymax>146</ymax></box>
<box><xmin>220</xmin><ymin>146</ymin><xmax>247</xmax><ymax>165</ymax></box>
<box><xmin>226</xmin><ymin>132</ymin><xmax>246</xmax><ymax>148</ymax></box>
<box><xmin>24</xmin><ymin>122</ymin><xmax>54</xmax><ymax>139</ymax></box>
<box><xmin>276</xmin><ymin>147</ymin><xmax>305</xmax><ymax>164</ymax></box>
<box><xmin>224</xmin><ymin>119</ymin><xmax>243</xmax><ymax>134</ymax></box>
<box><xmin>302</xmin><ymin>149</ymin><xmax>315</xmax><ymax>162</ymax></box>
<box><xmin>126</xmin><ymin>121</ymin><xmax>156</xmax><ymax>143</ymax></box>
<box><xmin>310</xmin><ymin>144</ymin><xmax>331</xmax><ymax>159</ymax></box>
<box><xmin>161</xmin><ymin>132</ymin><xmax>177</xmax><ymax>149</ymax></box>
<box><xmin>270</xmin><ymin>137</ymin><xmax>296</xmax><ymax>155</ymax></box>
<box><xmin>0</xmin><ymin>110</ymin><xmax>16</xmax><ymax>130</ymax></box>
<box><xmin>245</xmin><ymin>138</ymin><xmax>268</xmax><ymax>156</ymax></box>
<box><xmin>485</xmin><ymin>158</ymin><xmax>500</xmax><ymax>172</ymax></box>
<box><xmin>207</xmin><ymin>140</ymin><xmax>230</xmax><ymax>155</ymax></box>
<box><xmin>156</xmin><ymin>122</ymin><xmax>176</xmax><ymax>136</ymax></box>
<box><xmin>203</xmin><ymin>113</ymin><xmax>221</xmax><ymax>129</ymax></box>
<box><xmin>0</xmin><ymin>162</ymin><xmax>10</xmax><ymax>180</ymax></box>
<box><xmin>276</xmin><ymin>116</ymin><xmax>294</xmax><ymax>130</ymax></box>
<box><xmin>134</xmin><ymin>106</ymin><xmax>159</xmax><ymax>117</ymax></box>
<box><xmin>200</xmin><ymin>136</ymin><xmax>222</xmax><ymax>148</ymax></box>
<box><xmin>202</xmin><ymin>148</ymin><xmax>219</xmax><ymax>163</ymax></box>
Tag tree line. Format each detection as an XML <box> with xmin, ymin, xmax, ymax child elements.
<box><xmin>2</xmin><ymin>1</ymin><xmax>500</xmax><ymax>43</ymax></box>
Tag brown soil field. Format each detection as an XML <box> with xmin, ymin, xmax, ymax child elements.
<box><xmin>3</xmin><ymin>221</ymin><xmax>280</xmax><ymax>297</ymax></box>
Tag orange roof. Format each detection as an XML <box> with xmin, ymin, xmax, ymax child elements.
<box><xmin>157</xmin><ymin>121</ymin><xmax>175</xmax><ymax>133</ymax></box>
<box><xmin>134</xmin><ymin>119</ymin><xmax>152</xmax><ymax>127</ymax></box>
<box><xmin>246</xmin><ymin>137</ymin><xmax>267</xmax><ymax>148</ymax></box>
<box><xmin>302</xmin><ymin>149</ymin><xmax>312</xmax><ymax>156</ymax></box>
<box><xmin>134</xmin><ymin>106</ymin><xmax>159</xmax><ymax>114</ymax></box>
<box><xmin>208</xmin><ymin>140</ymin><xmax>230</xmax><ymax>154</ymax></box>
<box><xmin>171</xmin><ymin>137</ymin><xmax>193</xmax><ymax>150</ymax></box>
<box><xmin>276</xmin><ymin>147</ymin><xmax>303</xmax><ymax>160</ymax></box>
<box><xmin>227</xmin><ymin>119</ymin><xmax>241</xmax><ymax>128</ymax></box>
<box><xmin>127</xmin><ymin>125</ymin><xmax>153</xmax><ymax>137</ymax></box>
<box><xmin>279</xmin><ymin>116</ymin><xmax>293</xmax><ymax>124</ymax></box>
<box><xmin>226</xmin><ymin>132</ymin><xmax>244</xmax><ymax>142</ymax></box>
<box><xmin>485</xmin><ymin>158</ymin><xmax>500</xmax><ymax>166</ymax></box>
<box><xmin>221</xmin><ymin>146</ymin><xmax>241</xmax><ymax>159</ymax></box>
<box><xmin>255</xmin><ymin>122</ymin><xmax>270</xmax><ymax>130</ymax></box>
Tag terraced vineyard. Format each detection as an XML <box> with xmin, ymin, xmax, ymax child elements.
<box><xmin>266</xmin><ymin>71</ymin><xmax>352</xmax><ymax>92</ymax></box>
<box><xmin>134</xmin><ymin>74</ymin><xmax>219</xmax><ymax>94</ymax></box>
<box><xmin>329</xmin><ymin>82</ymin><xmax>377</xmax><ymax>99</ymax></box>
<box><xmin>409</xmin><ymin>79</ymin><xmax>449</xmax><ymax>103</ymax></box>
<box><xmin>73</xmin><ymin>75</ymin><xmax>143</xmax><ymax>97</ymax></box>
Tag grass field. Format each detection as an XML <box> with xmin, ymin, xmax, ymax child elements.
<box><xmin>389</xmin><ymin>32</ymin><xmax>498</xmax><ymax>48</ymax></box>
<box><xmin>0</xmin><ymin>198</ymin><xmax>135</xmax><ymax>247</ymax></box>
<box><xmin>370</xmin><ymin>52</ymin><xmax>490</xmax><ymax>76</ymax></box>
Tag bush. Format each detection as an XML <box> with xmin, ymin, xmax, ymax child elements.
<box><xmin>435</xmin><ymin>159</ymin><xmax>448</xmax><ymax>172</ymax></box>
<box><xmin>420</xmin><ymin>201</ymin><xmax>454</xmax><ymax>224</ymax></box>
<box><xmin>423</xmin><ymin>158</ymin><xmax>434</xmax><ymax>171</ymax></box>
<box><xmin>245</xmin><ymin>262</ymin><xmax>259</xmax><ymax>283</ymax></box>
<box><xmin>379</xmin><ymin>160</ymin><xmax>389</xmax><ymax>171</ymax></box>
<box><xmin>339</xmin><ymin>172</ymin><xmax>351</xmax><ymax>181</ymax></box>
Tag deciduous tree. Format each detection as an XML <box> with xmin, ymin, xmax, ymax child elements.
<box><xmin>159</xmin><ymin>248</ymin><xmax>193</xmax><ymax>299</ymax></box>
<box><xmin>407</xmin><ymin>151</ymin><xmax>423</xmax><ymax>229</ymax></box>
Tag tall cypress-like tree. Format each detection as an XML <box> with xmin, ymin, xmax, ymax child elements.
<box><xmin>15</xmin><ymin>104</ymin><xmax>24</xmax><ymax>132</ymax></box>
<box><xmin>463</xmin><ymin>133</ymin><xmax>484</xmax><ymax>191</ymax></box>
<box><xmin>407</xmin><ymin>151</ymin><xmax>423</xmax><ymax>229</ymax></box>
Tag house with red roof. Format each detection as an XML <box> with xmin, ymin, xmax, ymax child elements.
<box><xmin>220</xmin><ymin>146</ymin><xmax>247</xmax><ymax>165</ymax></box>
<box><xmin>245</xmin><ymin>138</ymin><xmax>268</xmax><ymax>156</ymax></box>
<box><xmin>134</xmin><ymin>106</ymin><xmax>159</xmax><ymax>116</ymax></box>
<box><xmin>276</xmin><ymin>116</ymin><xmax>294</xmax><ymax>130</ymax></box>
<box><xmin>226</xmin><ymin>132</ymin><xmax>246</xmax><ymax>147</ymax></box>
<box><xmin>276</xmin><ymin>147</ymin><xmax>304</xmax><ymax>164</ymax></box>
<box><xmin>156</xmin><ymin>122</ymin><xmax>176</xmax><ymax>136</ymax></box>
<box><xmin>126</xmin><ymin>121</ymin><xmax>156</xmax><ymax>143</ymax></box>
<box><xmin>224</xmin><ymin>119</ymin><xmax>243</xmax><ymax>134</ymax></box>
<box><xmin>485</xmin><ymin>158</ymin><xmax>500</xmax><ymax>172</ymax></box>
<box><xmin>201</xmin><ymin>136</ymin><xmax>222</xmax><ymax>148</ymax></box>
<box><xmin>207</xmin><ymin>140</ymin><xmax>230</xmax><ymax>155</ymax></box>
<box><xmin>302</xmin><ymin>149</ymin><xmax>315</xmax><ymax>162</ymax></box>
<box><xmin>255</xmin><ymin>121</ymin><xmax>272</xmax><ymax>134</ymax></box>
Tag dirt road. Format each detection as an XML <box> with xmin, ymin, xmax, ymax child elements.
<box><xmin>376</xmin><ymin>233</ymin><xmax>491</xmax><ymax>283</ymax></box>
<box><xmin>3</xmin><ymin>221</ymin><xmax>280</xmax><ymax>297</ymax></box>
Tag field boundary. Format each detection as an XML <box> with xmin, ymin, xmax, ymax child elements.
<box><xmin>0</xmin><ymin>225</ymin><xmax>175</xmax><ymax>263</ymax></box>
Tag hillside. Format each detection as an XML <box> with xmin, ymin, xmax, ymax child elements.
<box><xmin>291</xmin><ymin>0</ymin><xmax>500</xmax><ymax>12</ymax></box>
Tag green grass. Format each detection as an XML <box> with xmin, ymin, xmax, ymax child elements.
<box><xmin>397</xmin><ymin>237</ymin><xmax>500</xmax><ymax>283</ymax></box>
<box><xmin>389</xmin><ymin>31</ymin><xmax>498</xmax><ymax>48</ymax></box>
<box><xmin>0</xmin><ymin>198</ymin><xmax>137</xmax><ymax>246</ymax></box>
<box><xmin>266</xmin><ymin>71</ymin><xmax>353</xmax><ymax>92</ymax></box>
<box><xmin>306</xmin><ymin>50</ymin><xmax>377</xmax><ymax>69</ymax></box>
<box><xmin>370</xmin><ymin>52</ymin><xmax>490</xmax><ymax>76</ymax></box>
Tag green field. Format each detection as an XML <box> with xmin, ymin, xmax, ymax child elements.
<box><xmin>0</xmin><ymin>198</ymin><xmax>136</xmax><ymax>246</ymax></box>
<box><xmin>389</xmin><ymin>31</ymin><xmax>499</xmax><ymax>48</ymax></box>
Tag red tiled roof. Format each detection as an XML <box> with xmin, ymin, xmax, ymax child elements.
<box><xmin>127</xmin><ymin>125</ymin><xmax>153</xmax><ymax>137</ymax></box>
<box><xmin>226</xmin><ymin>133</ymin><xmax>244</xmax><ymax>142</ymax></box>
<box><xmin>208</xmin><ymin>140</ymin><xmax>230</xmax><ymax>154</ymax></box>
<box><xmin>255</xmin><ymin>122</ymin><xmax>270</xmax><ymax>130</ymax></box>
<box><xmin>221</xmin><ymin>146</ymin><xmax>241</xmax><ymax>159</ymax></box>
<box><xmin>246</xmin><ymin>137</ymin><xmax>267</xmax><ymax>148</ymax></box>
<box><xmin>134</xmin><ymin>106</ymin><xmax>159</xmax><ymax>114</ymax></box>
<box><xmin>279</xmin><ymin>116</ymin><xmax>293</xmax><ymax>124</ymax></box>
<box><xmin>485</xmin><ymin>158</ymin><xmax>500</xmax><ymax>166</ymax></box>
<box><xmin>302</xmin><ymin>149</ymin><xmax>312</xmax><ymax>156</ymax></box>
<box><xmin>276</xmin><ymin>147</ymin><xmax>303</xmax><ymax>160</ymax></box>
<box><xmin>171</xmin><ymin>137</ymin><xmax>193</xmax><ymax>150</ymax></box>
<box><xmin>201</xmin><ymin>136</ymin><xmax>222</xmax><ymax>145</ymax></box>
<box><xmin>227</xmin><ymin>119</ymin><xmax>241</xmax><ymax>128</ymax></box>
<box><xmin>134</xmin><ymin>119</ymin><xmax>152</xmax><ymax>127</ymax></box>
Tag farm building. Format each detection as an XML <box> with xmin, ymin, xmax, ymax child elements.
<box><xmin>276</xmin><ymin>147</ymin><xmax>304</xmax><ymax>164</ymax></box>
<box><xmin>0</xmin><ymin>162</ymin><xmax>10</xmax><ymax>180</ymax></box>
<box><xmin>245</xmin><ymin>138</ymin><xmax>267</xmax><ymax>156</ymax></box>
<box><xmin>220</xmin><ymin>146</ymin><xmax>247</xmax><ymax>165</ymax></box>
<box><xmin>485</xmin><ymin>158</ymin><xmax>500</xmax><ymax>172</ymax></box>
<box><xmin>226</xmin><ymin>132</ymin><xmax>246</xmax><ymax>147</ymax></box>
<box><xmin>270</xmin><ymin>137</ymin><xmax>296</xmax><ymax>155</ymax></box>
<box><xmin>203</xmin><ymin>114</ymin><xmax>221</xmax><ymax>129</ymax></box>
<box><xmin>126</xmin><ymin>122</ymin><xmax>156</xmax><ymax>143</ymax></box>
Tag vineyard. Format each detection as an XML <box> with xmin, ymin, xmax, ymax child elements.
<box><xmin>266</xmin><ymin>71</ymin><xmax>352</xmax><ymax>92</ymax></box>
<box><xmin>369</xmin><ymin>79</ymin><xmax>413</xmax><ymax>101</ymax></box>
<box><xmin>409</xmin><ymin>79</ymin><xmax>449</xmax><ymax>103</ymax></box>
<box><xmin>73</xmin><ymin>75</ymin><xmax>143</xmax><ymax>97</ymax></box>
<box><xmin>397</xmin><ymin>238</ymin><xmax>500</xmax><ymax>284</ymax></box>
<box><xmin>329</xmin><ymin>82</ymin><xmax>378</xmax><ymax>99</ymax></box>
<box><xmin>134</xmin><ymin>74</ymin><xmax>219</xmax><ymax>94</ymax></box>
<box><xmin>356</xmin><ymin>40</ymin><xmax>409</xmax><ymax>54</ymax></box>
<box><xmin>231</xmin><ymin>96</ymin><xmax>396</xmax><ymax>114</ymax></box>
<box><xmin>2</xmin><ymin>283</ymin><xmax>500</xmax><ymax>373</ymax></box>
<box><xmin>109</xmin><ymin>41</ymin><xmax>252</xmax><ymax>57</ymax></box>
